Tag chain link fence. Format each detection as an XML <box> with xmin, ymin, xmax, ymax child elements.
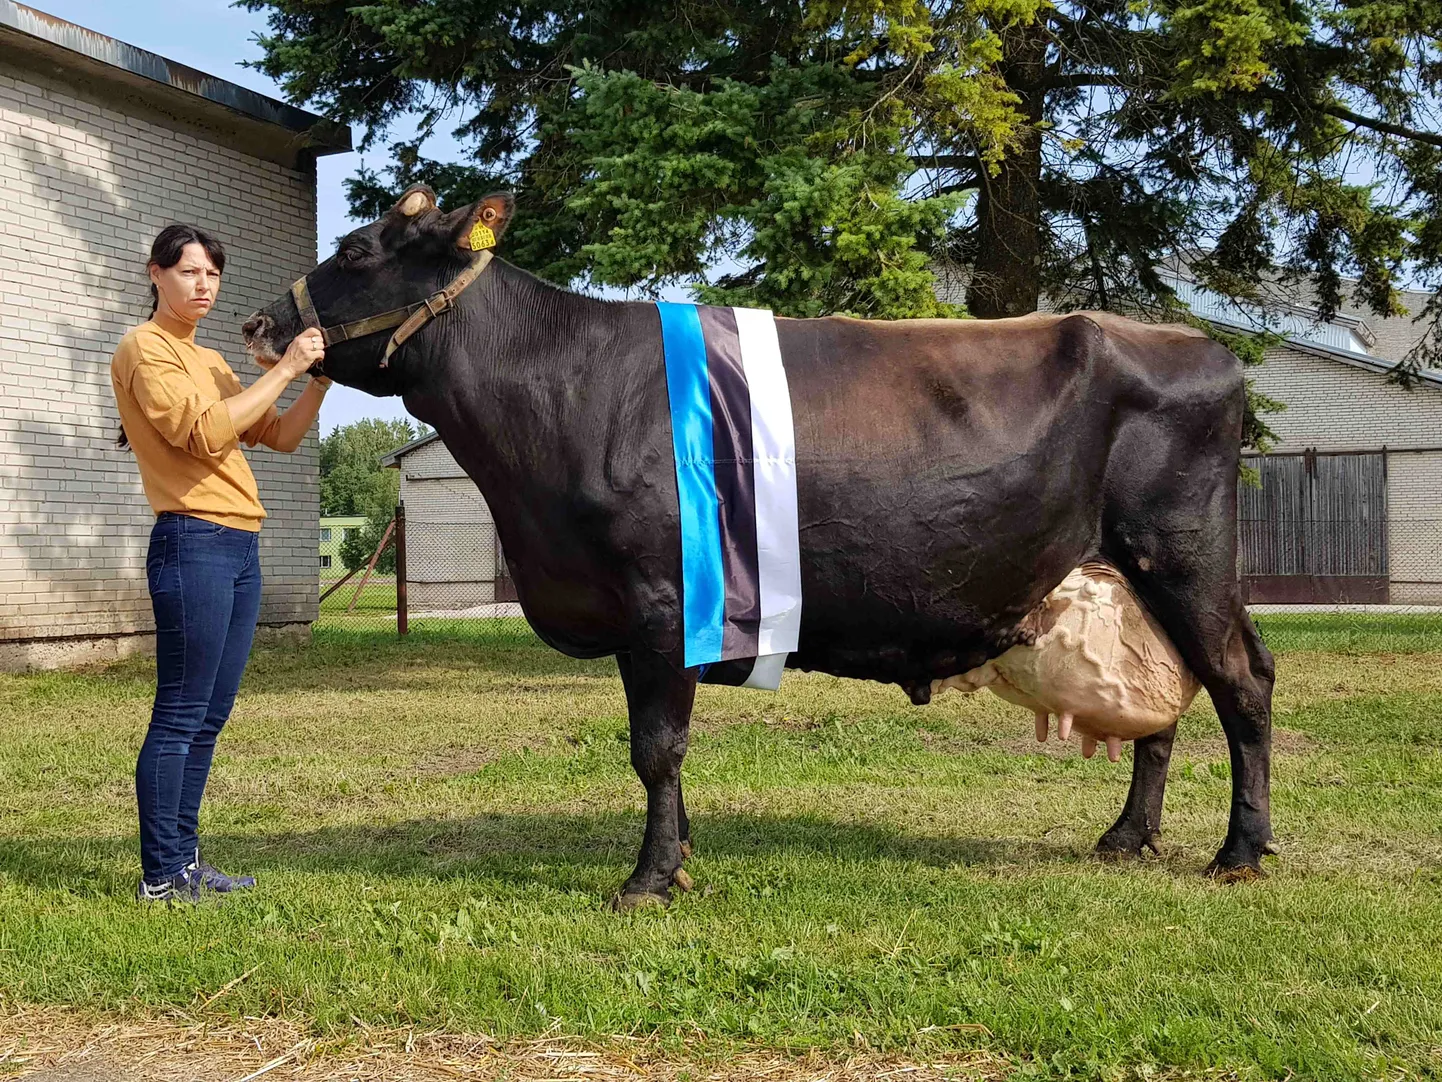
<box><xmin>316</xmin><ymin>492</ymin><xmax>531</xmax><ymax>643</ymax></box>
<box><xmin>315</xmin><ymin>473</ymin><xmax>1442</xmax><ymax>646</ymax></box>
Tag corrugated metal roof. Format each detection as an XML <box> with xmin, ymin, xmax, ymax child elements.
<box><xmin>0</xmin><ymin>1</ymin><xmax>351</xmax><ymax>155</ymax></box>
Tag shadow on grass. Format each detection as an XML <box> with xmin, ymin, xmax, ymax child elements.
<box><xmin>0</xmin><ymin>810</ymin><xmax>1085</xmax><ymax>896</ymax></box>
<box><xmin>233</xmin><ymin>623</ymin><xmax>620</xmax><ymax>693</ymax></box>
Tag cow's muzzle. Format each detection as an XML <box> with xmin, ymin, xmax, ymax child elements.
<box><xmin>241</xmin><ymin>312</ymin><xmax>291</xmax><ymax>369</ymax></box>
<box><xmin>241</xmin><ymin>312</ymin><xmax>270</xmax><ymax>346</ymax></box>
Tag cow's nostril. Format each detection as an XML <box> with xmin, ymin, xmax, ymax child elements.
<box><xmin>241</xmin><ymin>314</ymin><xmax>268</xmax><ymax>341</ymax></box>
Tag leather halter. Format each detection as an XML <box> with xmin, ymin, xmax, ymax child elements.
<box><xmin>290</xmin><ymin>249</ymin><xmax>494</xmax><ymax>369</ymax></box>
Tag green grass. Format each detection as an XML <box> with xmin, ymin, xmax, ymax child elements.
<box><xmin>318</xmin><ymin>579</ymin><xmax>397</xmax><ymax>616</ymax></box>
<box><xmin>1253</xmin><ymin>612</ymin><xmax>1442</xmax><ymax>655</ymax></box>
<box><xmin>2</xmin><ymin>615</ymin><xmax>1441</xmax><ymax>1078</ymax></box>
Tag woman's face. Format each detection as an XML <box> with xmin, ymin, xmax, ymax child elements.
<box><xmin>150</xmin><ymin>242</ymin><xmax>221</xmax><ymax>323</ymax></box>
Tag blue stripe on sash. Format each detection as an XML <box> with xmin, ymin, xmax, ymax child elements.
<box><xmin>657</xmin><ymin>302</ymin><xmax>726</xmax><ymax>667</ymax></box>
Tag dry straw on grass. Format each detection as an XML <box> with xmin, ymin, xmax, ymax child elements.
<box><xmin>0</xmin><ymin>1007</ymin><xmax>1010</xmax><ymax>1082</ymax></box>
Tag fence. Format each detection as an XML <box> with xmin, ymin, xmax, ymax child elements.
<box><xmin>317</xmin><ymin>488</ymin><xmax>1442</xmax><ymax>642</ymax></box>
<box><xmin>316</xmin><ymin>501</ymin><xmax>531</xmax><ymax>641</ymax></box>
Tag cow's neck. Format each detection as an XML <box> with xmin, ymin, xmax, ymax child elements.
<box><xmin>398</xmin><ymin>259</ymin><xmax>649</xmax><ymax>516</ymax></box>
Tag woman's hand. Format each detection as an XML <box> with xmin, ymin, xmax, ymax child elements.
<box><xmin>278</xmin><ymin>328</ymin><xmax>326</xmax><ymax>380</ymax></box>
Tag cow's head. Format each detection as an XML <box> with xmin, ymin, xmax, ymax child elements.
<box><xmin>242</xmin><ymin>185</ymin><xmax>514</xmax><ymax>395</ymax></box>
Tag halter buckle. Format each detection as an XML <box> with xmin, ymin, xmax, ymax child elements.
<box><xmin>423</xmin><ymin>291</ymin><xmax>450</xmax><ymax>318</ymax></box>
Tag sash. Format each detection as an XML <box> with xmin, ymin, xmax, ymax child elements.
<box><xmin>656</xmin><ymin>303</ymin><xmax>802</xmax><ymax>691</ymax></box>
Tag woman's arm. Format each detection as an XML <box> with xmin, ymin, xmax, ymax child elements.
<box><xmin>227</xmin><ymin>329</ymin><xmax>325</xmax><ymax>436</ymax></box>
<box><xmin>253</xmin><ymin>377</ymin><xmax>329</xmax><ymax>453</ymax></box>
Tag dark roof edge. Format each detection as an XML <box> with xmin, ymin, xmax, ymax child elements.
<box><xmin>1201</xmin><ymin>310</ymin><xmax>1442</xmax><ymax>388</ymax></box>
<box><xmin>379</xmin><ymin>431</ymin><xmax>442</xmax><ymax>467</ymax></box>
<box><xmin>0</xmin><ymin>1</ymin><xmax>351</xmax><ymax>155</ymax></box>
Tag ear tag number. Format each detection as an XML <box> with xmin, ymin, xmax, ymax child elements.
<box><xmin>469</xmin><ymin>222</ymin><xmax>497</xmax><ymax>251</ymax></box>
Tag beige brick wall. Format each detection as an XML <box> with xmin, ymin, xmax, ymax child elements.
<box><xmin>0</xmin><ymin>62</ymin><xmax>320</xmax><ymax>646</ymax></box>
<box><xmin>1249</xmin><ymin>346</ymin><xmax>1442</xmax><ymax>453</ymax></box>
<box><xmin>1386</xmin><ymin>452</ymin><xmax>1442</xmax><ymax>605</ymax></box>
<box><xmin>1238</xmin><ymin>347</ymin><xmax>1442</xmax><ymax>603</ymax></box>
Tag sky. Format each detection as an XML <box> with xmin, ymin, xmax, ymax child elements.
<box><xmin>28</xmin><ymin>0</ymin><xmax>470</xmax><ymax>434</ymax></box>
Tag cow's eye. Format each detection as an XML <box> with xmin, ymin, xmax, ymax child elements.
<box><xmin>338</xmin><ymin>245</ymin><xmax>367</xmax><ymax>266</ymax></box>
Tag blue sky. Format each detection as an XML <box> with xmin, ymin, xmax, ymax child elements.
<box><xmin>31</xmin><ymin>0</ymin><xmax>464</xmax><ymax>433</ymax></box>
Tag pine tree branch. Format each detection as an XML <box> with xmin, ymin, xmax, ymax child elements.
<box><xmin>1319</xmin><ymin>102</ymin><xmax>1442</xmax><ymax>148</ymax></box>
<box><xmin>1258</xmin><ymin>88</ymin><xmax>1442</xmax><ymax>148</ymax></box>
<box><xmin>1045</xmin><ymin>73</ymin><xmax>1128</xmax><ymax>90</ymax></box>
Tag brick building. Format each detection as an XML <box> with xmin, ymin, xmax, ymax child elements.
<box><xmin>938</xmin><ymin>267</ymin><xmax>1442</xmax><ymax>605</ymax></box>
<box><xmin>1240</xmin><ymin>342</ymin><xmax>1442</xmax><ymax>605</ymax></box>
<box><xmin>0</xmin><ymin>2</ymin><xmax>351</xmax><ymax>669</ymax></box>
<box><xmin>1156</xmin><ymin>270</ymin><xmax>1442</xmax><ymax>605</ymax></box>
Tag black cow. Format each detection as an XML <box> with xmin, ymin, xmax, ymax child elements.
<box><xmin>244</xmin><ymin>186</ymin><xmax>1276</xmax><ymax>908</ymax></box>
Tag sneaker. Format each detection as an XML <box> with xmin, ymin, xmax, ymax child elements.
<box><xmin>190</xmin><ymin>847</ymin><xmax>256</xmax><ymax>893</ymax></box>
<box><xmin>136</xmin><ymin>867</ymin><xmax>201</xmax><ymax>905</ymax></box>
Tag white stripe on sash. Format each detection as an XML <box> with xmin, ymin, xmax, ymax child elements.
<box><xmin>732</xmin><ymin>306</ymin><xmax>801</xmax><ymax>673</ymax></box>
<box><xmin>742</xmin><ymin>651</ymin><xmax>789</xmax><ymax>691</ymax></box>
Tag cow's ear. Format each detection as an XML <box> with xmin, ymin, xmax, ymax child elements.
<box><xmin>392</xmin><ymin>185</ymin><xmax>438</xmax><ymax>218</ymax></box>
<box><xmin>447</xmin><ymin>192</ymin><xmax>515</xmax><ymax>253</ymax></box>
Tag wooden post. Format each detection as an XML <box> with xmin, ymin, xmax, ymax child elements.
<box><xmin>395</xmin><ymin>502</ymin><xmax>408</xmax><ymax>637</ymax></box>
<box><xmin>347</xmin><ymin>517</ymin><xmax>396</xmax><ymax>614</ymax></box>
<box><xmin>319</xmin><ymin>565</ymin><xmax>360</xmax><ymax>604</ymax></box>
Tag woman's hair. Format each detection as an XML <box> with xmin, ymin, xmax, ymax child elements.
<box><xmin>118</xmin><ymin>224</ymin><xmax>227</xmax><ymax>450</ymax></box>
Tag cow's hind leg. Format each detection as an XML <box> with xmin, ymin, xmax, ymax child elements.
<box><xmin>1109</xmin><ymin>527</ymin><xmax>1277</xmax><ymax>879</ymax></box>
<box><xmin>612</xmin><ymin>650</ymin><xmax>697</xmax><ymax>910</ymax></box>
<box><xmin>677</xmin><ymin>780</ymin><xmax>692</xmax><ymax>860</ymax></box>
<box><xmin>1096</xmin><ymin>724</ymin><xmax>1177</xmax><ymax>858</ymax></box>
<box><xmin>1104</xmin><ymin>387</ymin><xmax>1277</xmax><ymax>878</ymax></box>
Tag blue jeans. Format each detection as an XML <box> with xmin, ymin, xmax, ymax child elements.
<box><xmin>137</xmin><ymin>512</ymin><xmax>262</xmax><ymax>882</ymax></box>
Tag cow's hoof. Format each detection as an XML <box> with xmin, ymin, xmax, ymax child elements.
<box><xmin>673</xmin><ymin>868</ymin><xmax>694</xmax><ymax>892</ymax></box>
<box><xmin>1262</xmin><ymin>838</ymin><xmax>1281</xmax><ymax>856</ymax></box>
<box><xmin>1096</xmin><ymin>827</ymin><xmax>1162</xmax><ymax>859</ymax></box>
<box><xmin>680</xmin><ymin>839</ymin><xmax>693</xmax><ymax>860</ymax></box>
<box><xmin>609</xmin><ymin>890</ymin><xmax>670</xmax><ymax>912</ymax></box>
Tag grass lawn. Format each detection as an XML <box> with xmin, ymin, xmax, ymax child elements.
<box><xmin>1</xmin><ymin>614</ymin><xmax>1440</xmax><ymax>1078</ymax></box>
<box><xmin>319</xmin><ymin>577</ymin><xmax>397</xmax><ymax>614</ymax></box>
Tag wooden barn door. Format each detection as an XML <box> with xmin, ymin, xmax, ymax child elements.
<box><xmin>1239</xmin><ymin>451</ymin><xmax>1389</xmax><ymax>603</ymax></box>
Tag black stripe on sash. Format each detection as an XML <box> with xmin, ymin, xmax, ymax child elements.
<box><xmin>699</xmin><ymin>658</ymin><xmax>758</xmax><ymax>686</ymax></box>
<box><xmin>697</xmin><ymin>305</ymin><xmax>761</xmax><ymax>658</ymax></box>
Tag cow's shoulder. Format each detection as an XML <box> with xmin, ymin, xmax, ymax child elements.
<box><xmin>1056</xmin><ymin>310</ymin><xmax>1242</xmax><ymax>406</ymax></box>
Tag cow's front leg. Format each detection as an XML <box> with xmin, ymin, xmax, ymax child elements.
<box><xmin>612</xmin><ymin>650</ymin><xmax>697</xmax><ymax>910</ymax></box>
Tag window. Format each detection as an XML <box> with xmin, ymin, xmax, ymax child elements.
<box><xmin>320</xmin><ymin>528</ymin><xmax>332</xmax><ymax>542</ymax></box>
<box><xmin>320</xmin><ymin>554</ymin><xmax>332</xmax><ymax>569</ymax></box>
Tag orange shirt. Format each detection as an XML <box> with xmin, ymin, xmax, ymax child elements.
<box><xmin>111</xmin><ymin>313</ymin><xmax>283</xmax><ymax>532</ymax></box>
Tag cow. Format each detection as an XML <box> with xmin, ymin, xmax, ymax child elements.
<box><xmin>243</xmin><ymin>185</ymin><xmax>1277</xmax><ymax>909</ymax></box>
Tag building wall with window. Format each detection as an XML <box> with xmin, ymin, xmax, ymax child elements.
<box><xmin>381</xmin><ymin>436</ymin><xmax>509</xmax><ymax>611</ymax></box>
<box><xmin>318</xmin><ymin>515</ymin><xmax>367</xmax><ymax>572</ymax></box>
<box><xmin>1245</xmin><ymin>344</ymin><xmax>1442</xmax><ymax>605</ymax></box>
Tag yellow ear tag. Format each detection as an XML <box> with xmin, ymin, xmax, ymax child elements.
<box><xmin>468</xmin><ymin>221</ymin><xmax>497</xmax><ymax>251</ymax></box>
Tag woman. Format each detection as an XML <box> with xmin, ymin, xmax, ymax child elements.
<box><xmin>111</xmin><ymin>223</ymin><xmax>327</xmax><ymax>904</ymax></box>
